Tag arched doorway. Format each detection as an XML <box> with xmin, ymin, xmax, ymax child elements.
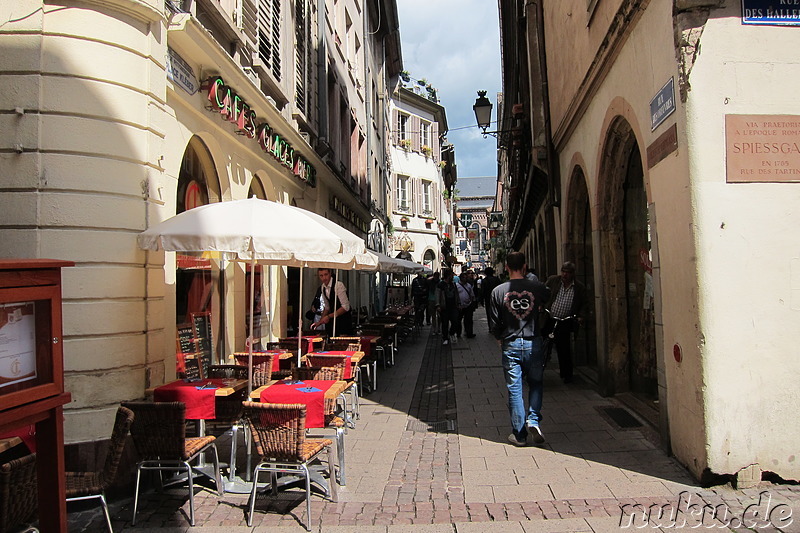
<box><xmin>175</xmin><ymin>137</ymin><xmax>223</xmax><ymax>371</ymax></box>
<box><xmin>597</xmin><ymin>117</ymin><xmax>657</xmax><ymax>406</ymax></box>
<box><xmin>565</xmin><ymin>166</ymin><xmax>597</xmax><ymax>371</ymax></box>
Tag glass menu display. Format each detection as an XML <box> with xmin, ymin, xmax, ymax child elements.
<box><xmin>0</xmin><ymin>302</ymin><xmax>37</xmax><ymax>389</ymax></box>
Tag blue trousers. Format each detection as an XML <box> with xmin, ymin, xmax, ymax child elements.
<box><xmin>501</xmin><ymin>337</ymin><xmax>545</xmax><ymax>440</ymax></box>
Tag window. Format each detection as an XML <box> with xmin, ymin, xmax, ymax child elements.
<box><xmin>420</xmin><ymin>120</ymin><xmax>431</xmax><ymax>149</ymax></box>
<box><xmin>396</xmin><ymin>175</ymin><xmax>410</xmax><ymax>212</ymax></box>
<box><xmin>257</xmin><ymin>0</ymin><xmax>282</xmax><ymax>81</ymax></box>
<box><xmin>421</xmin><ymin>180</ymin><xmax>432</xmax><ymax>215</ymax></box>
<box><xmin>398</xmin><ymin>112</ymin><xmax>410</xmax><ymax>142</ymax></box>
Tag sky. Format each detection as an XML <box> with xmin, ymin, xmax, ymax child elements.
<box><xmin>396</xmin><ymin>0</ymin><xmax>502</xmax><ymax>179</ymax></box>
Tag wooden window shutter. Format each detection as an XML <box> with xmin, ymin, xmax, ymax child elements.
<box><xmin>257</xmin><ymin>0</ymin><xmax>282</xmax><ymax>81</ymax></box>
<box><xmin>294</xmin><ymin>0</ymin><xmax>309</xmax><ymax>114</ymax></box>
<box><xmin>432</xmin><ymin>122</ymin><xmax>440</xmax><ymax>162</ymax></box>
<box><xmin>392</xmin><ymin>109</ymin><xmax>399</xmax><ymax>145</ymax></box>
<box><xmin>240</xmin><ymin>0</ymin><xmax>258</xmax><ymax>51</ymax></box>
<box><xmin>411</xmin><ymin>116</ymin><xmax>421</xmax><ymax>152</ymax></box>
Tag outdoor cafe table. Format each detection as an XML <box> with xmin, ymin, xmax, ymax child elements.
<box><xmin>250</xmin><ymin>379</ymin><xmax>348</xmax><ymax>428</ymax></box>
<box><xmin>151</xmin><ymin>378</ymin><xmax>247</xmax><ymax>482</ymax></box>
<box><xmin>303</xmin><ymin>351</ymin><xmax>363</xmax><ymax>380</ymax></box>
<box><xmin>152</xmin><ymin>378</ymin><xmax>248</xmax><ymax>424</ymax></box>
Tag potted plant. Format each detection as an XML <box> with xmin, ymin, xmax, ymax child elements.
<box><xmin>399</xmin><ymin>139</ymin><xmax>412</xmax><ymax>151</ymax></box>
<box><xmin>438</xmin><ymin>160</ymin><xmax>447</xmax><ymax>170</ymax></box>
<box><xmin>421</xmin><ymin>145</ymin><xmax>432</xmax><ymax>158</ymax></box>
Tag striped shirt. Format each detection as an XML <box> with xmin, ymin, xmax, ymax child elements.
<box><xmin>551</xmin><ymin>282</ymin><xmax>574</xmax><ymax>319</ymax></box>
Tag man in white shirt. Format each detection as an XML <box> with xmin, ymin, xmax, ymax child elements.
<box><xmin>310</xmin><ymin>268</ymin><xmax>353</xmax><ymax>335</ymax></box>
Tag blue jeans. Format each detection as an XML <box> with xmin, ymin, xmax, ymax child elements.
<box><xmin>502</xmin><ymin>337</ymin><xmax>545</xmax><ymax>440</ymax></box>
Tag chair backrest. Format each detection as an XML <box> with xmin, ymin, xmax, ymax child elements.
<box><xmin>207</xmin><ymin>364</ymin><xmax>249</xmax><ymax>380</ymax></box>
<box><xmin>120</xmin><ymin>402</ymin><xmax>187</xmax><ymax>460</ymax></box>
<box><xmin>0</xmin><ymin>452</ymin><xmax>38</xmax><ymax>532</ymax></box>
<box><xmin>98</xmin><ymin>406</ymin><xmax>135</xmax><ymax>488</ymax></box>
<box><xmin>241</xmin><ymin>402</ymin><xmax>306</xmax><ymax>461</ymax></box>
<box><xmin>292</xmin><ymin>366</ymin><xmax>344</xmax><ymax>381</ymax></box>
<box><xmin>251</xmin><ymin>360</ymin><xmax>274</xmax><ymax>388</ymax></box>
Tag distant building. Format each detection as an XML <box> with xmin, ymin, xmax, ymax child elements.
<box><xmin>388</xmin><ymin>85</ymin><xmax>456</xmax><ymax>270</ymax></box>
<box><xmin>455</xmin><ymin>176</ymin><xmax>496</xmax><ymax>272</ymax></box>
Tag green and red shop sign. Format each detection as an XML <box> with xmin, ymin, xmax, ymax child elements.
<box><xmin>204</xmin><ymin>76</ymin><xmax>316</xmax><ymax>187</ymax></box>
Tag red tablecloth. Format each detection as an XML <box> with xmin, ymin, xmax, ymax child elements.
<box><xmin>359</xmin><ymin>336</ymin><xmax>379</xmax><ymax>357</ymax></box>
<box><xmin>154</xmin><ymin>379</ymin><xmax>225</xmax><ymax>420</ymax></box>
<box><xmin>235</xmin><ymin>351</ymin><xmax>284</xmax><ymax>373</ymax></box>
<box><xmin>259</xmin><ymin>380</ymin><xmax>336</xmax><ymax>428</ymax></box>
<box><xmin>306</xmin><ymin>352</ymin><xmax>354</xmax><ymax>379</ymax></box>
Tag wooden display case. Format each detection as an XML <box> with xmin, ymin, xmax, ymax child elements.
<box><xmin>0</xmin><ymin>259</ymin><xmax>73</xmax><ymax>533</ymax></box>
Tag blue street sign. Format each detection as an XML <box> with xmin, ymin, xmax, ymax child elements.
<box><xmin>742</xmin><ymin>0</ymin><xmax>800</xmax><ymax>25</ymax></box>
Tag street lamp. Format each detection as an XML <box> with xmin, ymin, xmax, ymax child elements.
<box><xmin>473</xmin><ymin>91</ymin><xmax>512</xmax><ymax>147</ymax></box>
<box><xmin>473</xmin><ymin>90</ymin><xmax>493</xmax><ymax>133</ymax></box>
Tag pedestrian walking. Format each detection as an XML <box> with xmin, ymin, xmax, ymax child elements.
<box><xmin>488</xmin><ymin>251</ymin><xmax>550</xmax><ymax>446</ymax></box>
<box><xmin>427</xmin><ymin>271</ymin><xmax>441</xmax><ymax>334</ymax></box>
<box><xmin>411</xmin><ymin>272</ymin><xmax>429</xmax><ymax>326</ymax></box>
<box><xmin>481</xmin><ymin>267</ymin><xmax>501</xmax><ymax>330</ymax></box>
<box><xmin>456</xmin><ymin>270</ymin><xmax>477</xmax><ymax>338</ymax></box>
<box><xmin>435</xmin><ymin>269</ymin><xmax>459</xmax><ymax>345</ymax></box>
<box><xmin>543</xmin><ymin>261</ymin><xmax>588</xmax><ymax>383</ymax></box>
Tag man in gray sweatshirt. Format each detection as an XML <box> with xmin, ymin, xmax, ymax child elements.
<box><xmin>488</xmin><ymin>252</ymin><xmax>549</xmax><ymax>447</ymax></box>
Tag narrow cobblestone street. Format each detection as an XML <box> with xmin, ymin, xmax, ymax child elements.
<box><xmin>67</xmin><ymin>315</ymin><xmax>800</xmax><ymax>532</ymax></box>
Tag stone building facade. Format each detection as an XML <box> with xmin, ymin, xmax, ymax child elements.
<box><xmin>497</xmin><ymin>0</ymin><xmax>800</xmax><ymax>483</ymax></box>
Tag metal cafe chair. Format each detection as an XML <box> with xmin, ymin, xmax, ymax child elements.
<box><xmin>240</xmin><ymin>402</ymin><xmax>337</xmax><ymax>530</ymax></box>
<box><xmin>65</xmin><ymin>406</ymin><xmax>134</xmax><ymax>532</ymax></box>
<box><xmin>121</xmin><ymin>401</ymin><xmax>221</xmax><ymax>527</ymax></box>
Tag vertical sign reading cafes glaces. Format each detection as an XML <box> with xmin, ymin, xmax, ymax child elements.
<box><xmin>726</xmin><ymin>114</ymin><xmax>800</xmax><ymax>183</ymax></box>
<box><xmin>204</xmin><ymin>76</ymin><xmax>317</xmax><ymax>187</ymax></box>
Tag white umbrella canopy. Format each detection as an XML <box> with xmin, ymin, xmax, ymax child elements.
<box><xmin>138</xmin><ymin>197</ymin><xmax>367</xmax><ymax>265</ymax></box>
<box><xmin>137</xmin><ymin>197</ymin><xmax>372</xmax><ymax>388</ymax></box>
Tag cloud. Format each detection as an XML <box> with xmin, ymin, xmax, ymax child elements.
<box><xmin>397</xmin><ymin>0</ymin><xmax>501</xmax><ymax>178</ymax></box>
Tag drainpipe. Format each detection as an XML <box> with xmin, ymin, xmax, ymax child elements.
<box><xmin>317</xmin><ymin>0</ymin><xmax>329</xmax><ymax>148</ymax></box>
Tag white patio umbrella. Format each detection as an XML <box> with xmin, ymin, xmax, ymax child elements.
<box><xmin>138</xmin><ymin>197</ymin><xmax>370</xmax><ymax>391</ymax></box>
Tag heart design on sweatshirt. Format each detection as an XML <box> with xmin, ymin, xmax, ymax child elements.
<box><xmin>504</xmin><ymin>290</ymin><xmax>535</xmax><ymax>321</ymax></box>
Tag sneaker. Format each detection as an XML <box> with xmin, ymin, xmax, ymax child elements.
<box><xmin>442</xmin><ymin>339</ymin><xmax>449</xmax><ymax>345</ymax></box>
<box><xmin>507</xmin><ymin>433</ymin><xmax>527</xmax><ymax>447</ymax></box>
<box><xmin>527</xmin><ymin>425</ymin><xmax>545</xmax><ymax>445</ymax></box>
<box><xmin>451</xmin><ymin>335</ymin><xmax>458</xmax><ymax>345</ymax></box>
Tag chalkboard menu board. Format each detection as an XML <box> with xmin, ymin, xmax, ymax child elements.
<box><xmin>183</xmin><ymin>354</ymin><xmax>203</xmax><ymax>380</ymax></box>
<box><xmin>191</xmin><ymin>312</ymin><xmax>213</xmax><ymax>372</ymax></box>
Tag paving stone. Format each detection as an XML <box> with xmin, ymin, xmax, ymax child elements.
<box><xmin>64</xmin><ymin>323</ymin><xmax>800</xmax><ymax>531</ymax></box>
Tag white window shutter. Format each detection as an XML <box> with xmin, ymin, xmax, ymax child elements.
<box><xmin>432</xmin><ymin>122</ymin><xmax>440</xmax><ymax>162</ymax></box>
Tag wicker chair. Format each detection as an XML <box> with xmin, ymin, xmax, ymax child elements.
<box><xmin>291</xmin><ymin>366</ymin><xmax>344</xmax><ymax>382</ymax></box>
<box><xmin>0</xmin><ymin>452</ymin><xmax>38</xmax><ymax>532</ymax></box>
<box><xmin>240</xmin><ymin>402</ymin><xmax>337</xmax><ymax>530</ymax></box>
<box><xmin>65</xmin><ymin>406</ymin><xmax>134</xmax><ymax>532</ymax></box>
<box><xmin>329</xmin><ymin>336</ymin><xmax>376</xmax><ymax>395</ymax></box>
<box><xmin>291</xmin><ymin>363</ymin><xmax>350</xmax><ymax>486</ymax></box>
<box><xmin>206</xmin><ymin>365</ymin><xmax>248</xmax><ymax>380</ymax></box>
<box><xmin>233</xmin><ymin>353</ymin><xmax>279</xmax><ymax>385</ymax></box>
<box><xmin>120</xmin><ymin>401</ymin><xmax>221</xmax><ymax>527</ymax></box>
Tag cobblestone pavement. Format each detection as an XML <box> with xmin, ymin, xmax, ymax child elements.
<box><xmin>67</xmin><ymin>315</ymin><xmax>800</xmax><ymax>532</ymax></box>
